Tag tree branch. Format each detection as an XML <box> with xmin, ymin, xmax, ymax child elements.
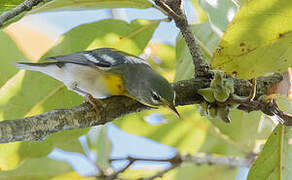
<box><xmin>153</xmin><ymin>0</ymin><xmax>210</xmax><ymax>77</ymax></box>
<box><xmin>142</xmin><ymin>164</ymin><xmax>179</xmax><ymax>180</ymax></box>
<box><xmin>0</xmin><ymin>0</ymin><xmax>44</xmax><ymax>27</ymax></box>
<box><xmin>0</xmin><ymin>74</ymin><xmax>284</xmax><ymax>144</ymax></box>
<box><xmin>105</xmin><ymin>157</ymin><xmax>136</xmax><ymax>180</ymax></box>
<box><xmin>180</xmin><ymin>154</ymin><xmax>252</xmax><ymax>167</ymax></box>
<box><xmin>106</xmin><ymin>153</ymin><xmax>253</xmax><ymax>179</ymax></box>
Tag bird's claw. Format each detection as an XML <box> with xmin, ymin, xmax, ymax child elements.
<box><xmin>84</xmin><ymin>94</ymin><xmax>105</xmax><ymax>114</ymax></box>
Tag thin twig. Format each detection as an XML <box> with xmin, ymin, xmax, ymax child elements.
<box><xmin>0</xmin><ymin>0</ymin><xmax>44</xmax><ymax>27</ymax></box>
<box><xmin>182</xmin><ymin>154</ymin><xmax>252</xmax><ymax>167</ymax></box>
<box><xmin>153</xmin><ymin>0</ymin><xmax>210</xmax><ymax>77</ymax></box>
<box><xmin>111</xmin><ymin>154</ymin><xmax>252</xmax><ymax>168</ymax></box>
<box><xmin>110</xmin><ymin>156</ymin><xmax>176</xmax><ymax>163</ymax></box>
<box><xmin>109</xmin><ymin>154</ymin><xmax>253</xmax><ymax>179</ymax></box>
<box><xmin>106</xmin><ymin>158</ymin><xmax>135</xmax><ymax>180</ymax></box>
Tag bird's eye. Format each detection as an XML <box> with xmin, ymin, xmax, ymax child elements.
<box><xmin>151</xmin><ymin>92</ymin><xmax>160</xmax><ymax>101</ymax></box>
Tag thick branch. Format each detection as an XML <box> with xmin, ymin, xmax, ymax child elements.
<box><xmin>0</xmin><ymin>75</ymin><xmax>282</xmax><ymax>143</ymax></box>
<box><xmin>0</xmin><ymin>0</ymin><xmax>44</xmax><ymax>27</ymax></box>
<box><xmin>153</xmin><ymin>0</ymin><xmax>210</xmax><ymax>77</ymax></box>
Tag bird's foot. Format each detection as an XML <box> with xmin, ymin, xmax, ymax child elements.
<box><xmin>84</xmin><ymin>94</ymin><xmax>105</xmax><ymax>114</ymax></box>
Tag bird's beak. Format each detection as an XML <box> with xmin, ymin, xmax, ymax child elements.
<box><xmin>166</xmin><ymin>103</ymin><xmax>180</xmax><ymax>118</ymax></box>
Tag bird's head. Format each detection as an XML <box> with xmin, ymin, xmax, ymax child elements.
<box><xmin>135</xmin><ymin>69</ymin><xmax>180</xmax><ymax>118</ymax></box>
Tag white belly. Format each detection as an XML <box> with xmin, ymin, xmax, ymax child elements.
<box><xmin>64</xmin><ymin>64</ymin><xmax>111</xmax><ymax>98</ymax></box>
<box><xmin>41</xmin><ymin>63</ymin><xmax>112</xmax><ymax>98</ymax></box>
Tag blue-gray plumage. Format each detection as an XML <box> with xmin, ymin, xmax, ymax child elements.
<box><xmin>13</xmin><ymin>48</ymin><xmax>179</xmax><ymax>117</ymax></box>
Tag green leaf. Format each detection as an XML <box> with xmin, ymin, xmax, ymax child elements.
<box><xmin>115</xmin><ymin>105</ymin><xmax>245</xmax><ymax>155</ymax></box>
<box><xmin>165</xmin><ymin>163</ymin><xmax>238</xmax><ymax>180</ymax></box>
<box><xmin>30</xmin><ymin>0</ymin><xmax>153</xmax><ymax>14</ymax></box>
<box><xmin>0</xmin><ymin>157</ymin><xmax>72</xmax><ymax>180</ymax></box>
<box><xmin>51</xmin><ymin>172</ymin><xmax>95</xmax><ymax>180</ymax></box>
<box><xmin>175</xmin><ymin>22</ymin><xmax>220</xmax><ymax>81</ymax></box>
<box><xmin>199</xmin><ymin>128</ymin><xmax>244</xmax><ymax>156</ymax></box>
<box><xmin>174</xmin><ymin>33</ymin><xmax>194</xmax><ymax>81</ymax></box>
<box><xmin>53</xmin><ymin>129</ymin><xmax>88</xmax><ymax>154</ymax></box>
<box><xmin>191</xmin><ymin>22</ymin><xmax>221</xmax><ymax>60</ymax></box>
<box><xmin>87</xmin><ymin>126</ymin><xmax>113</xmax><ymax>171</ymax></box>
<box><xmin>0</xmin><ymin>128</ymin><xmax>88</xmax><ymax>171</ymax></box>
<box><xmin>234</xmin><ymin>0</ymin><xmax>248</xmax><ymax>6</ymax></box>
<box><xmin>119</xmin><ymin>169</ymin><xmax>158</xmax><ymax>179</ymax></box>
<box><xmin>209</xmin><ymin>109</ymin><xmax>270</xmax><ymax>152</ymax></box>
<box><xmin>248</xmin><ymin>125</ymin><xmax>292</xmax><ymax>180</ymax></box>
<box><xmin>277</xmin><ymin>96</ymin><xmax>292</xmax><ymax>114</ymax></box>
<box><xmin>198</xmin><ymin>88</ymin><xmax>216</xmax><ymax>103</ymax></box>
<box><xmin>115</xmin><ymin>106</ymin><xmax>207</xmax><ymax>154</ymax></box>
<box><xmin>0</xmin><ymin>0</ymin><xmax>23</xmax><ymax>14</ymax></box>
<box><xmin>199</xmin><ymin>0</ymin><xmax>238</xmax><ymax>34</ymax></box>
<box><xmin>0</xmin><ymin>31</ymin><xmax>28</xmax><ymax>87</ymax></box>
<box><xmin>45</xmin><ymin>19</ymin><xmax>160</xmax><ymax>57</ymax></box>
<box><xmin>211</xmin><ymin>0</ymin><xmax>292</xmax><ymax>79</ymax></box>
<box><xmin>0</xmin><ymin>18</ymin><xmax>158</xmax><ymax>170</ymax></box>
<box><xmin>146</xmin><ymin>43</ymin><xmax>176</xmax><ymax>73</ymax></box>
<box><xmin>119</xmin><ymin>163</ymin><xmax>239</xmax><ymax>180</ymax></box>
<box><xmin>189</xmin><ymin>0</ymin><xmax>208</xmax><ymax>23</ymax></box>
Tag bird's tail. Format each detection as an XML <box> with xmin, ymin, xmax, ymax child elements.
<box><xmin>12</xmin><ymin>62</ymin><xmax>57</xmax><ymax>72</ymax></box>
<box><xmin>12</xmin><ymin>62</ymin><xmax>64</xmax><ymax>82</ymax></box>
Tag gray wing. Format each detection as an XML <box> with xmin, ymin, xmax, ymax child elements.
<box><xmin>45</xmin><ymin>48</ymin><xmax>150</xmax><ymax>68</ymax></box>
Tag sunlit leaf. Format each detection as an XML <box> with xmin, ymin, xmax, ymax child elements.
<box><xmin>146</xmin><ymin>43</ymin><xmax>176</xmax><ymax>70</ymax></box>
<box><xmin>209</xmin><ymin>109</ymin><xmax>270</xmax><ymax>152</ymax></box>
<box><xmin>191</xmin><ymin>22</ymin><xmax>221</xmax><ymax>60</ymax></box>
<box><xmin>189</xmin><ymin>0</ymin><xmax>208</xmax><ymax>23</ymax></box>
<box><xmin>87</xmin><ymin>126</ymin><xmax>112</xmax><ymax>171</ymax></box>
<box><xmin>0</xmin><ymin>157</ymin><xmax>72</xmax><ymax>180</ymax></box>
<box><xmin>165</xmin><ymin>163</ymin><xmax>238</xmax><ymax>180</ymax></box>
<box><xmin>46</xmin><ymin>19</ymin><xmax>160</xmax><ymax>57</ymax></box>
<box><xmin>277</xmin><ymin>96</ymin><xmax>292</xmax><ymax>114</ymax></box>
<box><xmin>175</xmin><ymin>22</ymin><xmax>220</xmax><ymax>81</ymax></box>
<box><xmin>0</xmin><ymin>128</ymin><xmax>88</xmax><ymax>171</ymax></box>
<box><xmin>51</xmin><ymin>172</ymin><xmax>95</xmax><ymax>180</ymax></box>
<box><xmin>30</xmin><ymin>0</ymin><xmax>153</xmax><ymax>14</ymax></box>
<box><xmin>0</xmin><ymin>0</ymin><xmax>23</xmax><ymax>14</ymax></box>
<box><xmin>233</xmin><ymin>0</ymin><xmax>248</xmax><ymax>6</ymax></box>
<box><xmin>248</xmin><ymin>125</ymin><xmax>292</xmax><ymax>179</ymax></box>
<box><xmin>95</xmin><ymin>127</ymin><xmax>112</xmax><ymax>171</ymax></box>
<box><xmin>119</xmin><ymin>169</ymin><xmax>158</xmax><ymax>179</ymax></box>
<box><xmin>199</xmin><ymin>127</ymin><xmax>246</xmax><ymax>156</ymax></box>
<box><xmin>144</xmin><ymin>43</ymin><xmax>176</xmax><ymax>81</ymax></box>
<box><xmin>174</xmin><ymin>32</ymin><xmax>194</xmax><ymax>81</ymax></box>
<box><xmin>211</xmin><ymin>0</ymin><xmax>292</xmax><ymax>79</ymax></box>
<box><xmin>199</xmin><ymin>0</ymin><xmax>238</xmax><ymax>35</ymax></box>
<box><xmin>0</xmin><ymin>31</ymin><xmax>28</xmax><ymax>87</ymax></box>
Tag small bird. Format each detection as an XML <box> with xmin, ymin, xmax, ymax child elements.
<box><xmin>13</xmin><ymin>48</ymin><xmax>180</xmax><ymax>117</ymax></box>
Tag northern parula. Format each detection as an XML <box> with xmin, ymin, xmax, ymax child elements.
<box><xmin>13</xmin><ymin>48</ymin><xmax>179</xmax><ymax>117</ymax></box>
